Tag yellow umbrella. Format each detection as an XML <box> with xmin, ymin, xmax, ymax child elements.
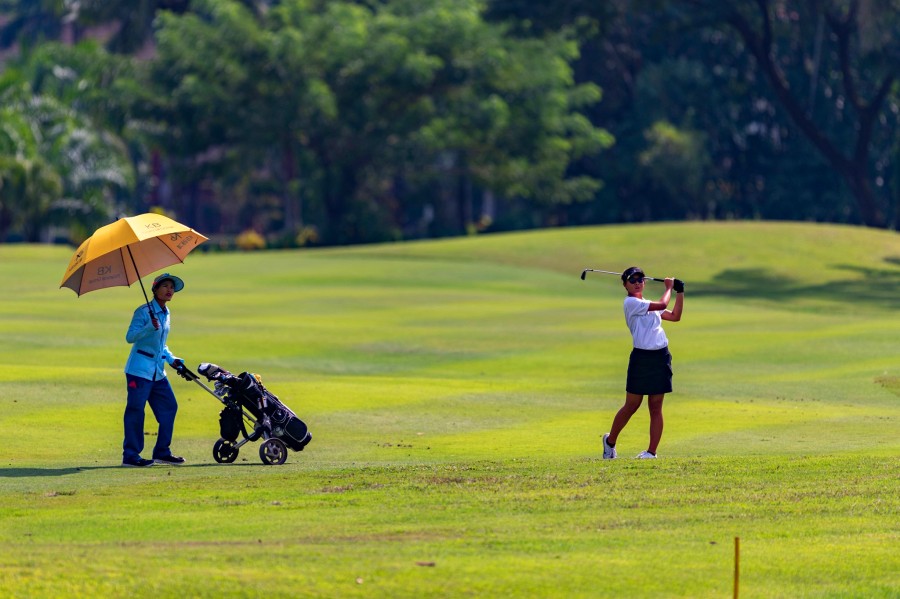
<box><xmin>60</xmin><ymin>213</ymin><xmax>208</xmax><ymax>307</ymax></box>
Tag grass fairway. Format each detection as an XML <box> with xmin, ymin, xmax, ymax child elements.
<box><xmin>1</xmin><ymin>221</ymin><xmax>899</xmax><ymax>598</ymax></box>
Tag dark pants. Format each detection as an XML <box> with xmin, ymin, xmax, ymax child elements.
<box><xmin>123</xmin><ymin>375</ymin><xmax>178</xmax><ymax>461</ymax></box>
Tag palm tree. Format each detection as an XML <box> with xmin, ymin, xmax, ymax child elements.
<box><xmin>0</xmin><ymin>105</ymin><xmax>63</xmax><ymax>241</ymax></box>
<box><xmin>0</xmin><ymin>62</ymin><xmax>135</xmax><ymax>241</ymax></box>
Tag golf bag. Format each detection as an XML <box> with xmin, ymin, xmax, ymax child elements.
<box><xmin>178</xmin><ymin>362</ymin><xmax>311</xmax><ymax>465</ymax></box>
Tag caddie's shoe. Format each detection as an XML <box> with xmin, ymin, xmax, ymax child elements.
<box><xmin>602</xmin><ymin>433</ymin><xmax>618</xmax><ymax>460</ymax></box>
<box><xmin>636</xmin><ymin>451</ymin><xmax>657</xmax><ymax>459</ymax></box>
<box><xmin>122</xmin><ymin>457</ymin><xmax>155</xmax><ymax>468</ymax></box>
<box><xmin>153</xmin><ymin>454</ymin><xmax>186</xmax><ymax>465</ymax></box>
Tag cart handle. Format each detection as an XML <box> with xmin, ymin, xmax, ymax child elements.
<box><xmin>174</xmin><ymin>363</ymin><xmax>200</xmax><ymax>382</ymax></box>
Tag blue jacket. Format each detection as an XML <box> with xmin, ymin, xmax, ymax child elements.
<box><xmin>124</xmin><ymin>299</ymin><xmax>180</xmax><ymax>381</ymax></box>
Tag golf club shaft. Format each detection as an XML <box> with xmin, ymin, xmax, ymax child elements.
<box><xmin>580</xmin><ymin>268</ymin><xmax>663</xmax><ymax>282</ymax></box>
<box><xmin>182</xmin><ymin>367</ymin><xmax>227</xmax><ymax>403</ymax></box>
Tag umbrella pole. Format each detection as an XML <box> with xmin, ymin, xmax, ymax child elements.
<box><xmin>125</xmin><ymin>245</ymin><xmax>154</xmax><ymax>314</ymax></box>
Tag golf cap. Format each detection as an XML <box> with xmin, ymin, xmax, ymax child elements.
<box><xmin>621</xmin><ymin>266</ymin><xmax>645</xmax><ymax>282</ymax></box>
<box><xmin>152</xmin><ymin>273</ymin><xmax>184</xmax><ymax>292</ymax></box>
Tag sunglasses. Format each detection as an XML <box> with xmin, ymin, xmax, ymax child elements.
<box><xmin>627</xmin><ymin>276</ymin><xmax>645</xmax><ymax>284</ymax></box>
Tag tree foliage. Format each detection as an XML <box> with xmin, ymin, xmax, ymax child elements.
<box><xmin>656</xmin><ymin>0</ymin><xmax>900</xmax><ymax>227</ymax></box>
<box><xmin>0</xmin><ymin>0</ymin><xmax>897</xmax><ymax>244</ymax></box>
<box><xmin>134</xmin><ymin>0</ymin><xmax>610</xmax><ymax>243</ymax></box>
<box><xmin>0</xmin><ymin>42</ymin><xmax>135</xmax><ymax>241</ymax></box>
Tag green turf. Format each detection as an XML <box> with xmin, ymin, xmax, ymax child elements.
<box><xmin>1</xmin><ymin>221</ymin><xmax>898</xmax><ymax>597</ymax></box>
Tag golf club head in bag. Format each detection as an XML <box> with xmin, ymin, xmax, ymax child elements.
<box><xmin>199</xmin><ymin>362</ymin><xmax>228</xmax><ymax>381</ymax></box>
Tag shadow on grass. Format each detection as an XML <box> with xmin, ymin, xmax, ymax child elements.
<box><xmin>0</xmin><ymin>463</ymin><xmax>261</xmax><ymax>478</ymax></box>
<box><xmin>689</xmin><ymin>259</ymin><xmax>900</xmax><ymax>307</ymax></box>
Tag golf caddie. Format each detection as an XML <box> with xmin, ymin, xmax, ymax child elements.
<box><xmin>122</xmin><ymin>273</ymin><xmax>187</xmax><ymax>467</ymax></box>
<box><xmin>602</xmin><ymin>266</ymin><xmax>684</xmax><ymax>459</ymax></box>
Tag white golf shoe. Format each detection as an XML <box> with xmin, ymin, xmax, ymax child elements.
<box><xmin>602</xmin><ymin>433</ymin><xmax>617</xmax><ymax>459</ymax></box>
<box><xmin>636</xmin><ymin>451</ymin><xmax>657</xmax><ymax>459</ymax></box>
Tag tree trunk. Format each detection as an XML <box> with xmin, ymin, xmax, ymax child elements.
<box><xmin>725</xmin><ymin>1</ymin><xmax>891</xmax><ymax>228</ymax></box>
<box><xmin>843</xmin><ymin>165</ymin><xmax>883</xmax><ymax>227</ymax></box>
<box><xmin>458</xmin><ymin>155</ymin><xmax>473</xmax><ymax>232</ymax></box>
<box><xmin>322</xmin><ymin>162</ymin><xmax>357</xmax><ymax>244</ymax></box>
<box><xmin>281</xmin><ymin>136</ymin><xmax>300</xmax><ymax>232</ymax></box>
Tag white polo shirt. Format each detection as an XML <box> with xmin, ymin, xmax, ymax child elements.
<box><xmin>623</xmin><ymin>296</ymin><xmax>669</xmax><ymax>350</ymax></box>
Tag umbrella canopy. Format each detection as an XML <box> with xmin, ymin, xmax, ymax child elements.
<box><xmin>60</xmin><ymin>213</ymin><xmax>208</xmax><ymax>297</ymax></box>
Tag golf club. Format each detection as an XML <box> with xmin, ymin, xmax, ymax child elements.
<box><xmin>580</xmin><ymin>268</ymin><xmax>663</xmax><ymax>282</ymax></box>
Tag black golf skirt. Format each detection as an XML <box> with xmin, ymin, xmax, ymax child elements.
<box><xmin>626</xmin><ymin>347</ymin><xmax>673</xmax><ymax>395</ymax></box>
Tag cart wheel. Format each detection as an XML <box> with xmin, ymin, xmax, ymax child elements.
<box><xmin>213</xmin><ymin>439</ymin><xmax>239</xmax><ymax>463</ymax></box>
<box><xmin>259</xmin><ymin>438</ymin><xmax>288</xmax><ymax>465</ymax></box>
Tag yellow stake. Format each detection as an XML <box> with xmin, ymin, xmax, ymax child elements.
<box><xmin>734</xmin><ymin>536</ymin><xmax>741</xmax><ymax>599</ymax></box>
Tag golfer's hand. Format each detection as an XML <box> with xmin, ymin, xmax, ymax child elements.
<box><xmin>147</xmin><ymin>307</ymin><xmax>160</xmax><ymax>330</ymax></box>
<box><xmin>664</xmin><ymin>277</ymin><xmax>675</xmax><ymax>290</ymax></box>
<box><xmin>172</xmin><ymin>359</ymin><xmax>189</xmax><ymax>379</ymax></box>
<box><xmin>673</xmin><ymin>278</ymin><xmax>685</xmax><ymax>293</ymax></box>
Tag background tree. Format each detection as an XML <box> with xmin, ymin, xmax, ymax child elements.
<box><xmin>1</xmin><ymin>0</ymin><xmax>897</xmax><ymax>242</ymax></box>
<box><xmin>637</xmin><ymin>120</ymin><xmax>711</xmax><ymax>219</ymax></box>
<box><xmin>0</xmin><ymin>43</ymin><xmax>136</xmax><ymax>241</ymax></box>
<box><xmin>77</xmin><ymin>0</ymin><xmax>192</xmax><ymax>54</ymax></box>
<box><xmin>0</xmin><ymin>103</ymin><xmax>62</xmax><ymax>241</ymax></box>
<box><xmin>488</xmin><ymin>0</ymin><xmax>898</xmax><ymax>228</ymax></box>
<box><xmin>139</xmin><ymin>0</ymin><xmax>610</xmax><ymax>244</ymax></box>
<box><xmin>0</xmin><ymin>0</ymin><xmax>73</xmax><ymax>48</ymax></box>
<box><xmin>665</xmin><ymin>0</ymin><xmax>900</xmax><ymax>228</ymax></box>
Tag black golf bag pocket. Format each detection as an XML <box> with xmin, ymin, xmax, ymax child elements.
<box><xmin>219</xmin><ymin>405</ymin><xmax>243</xmax><ymax>442</ymax></box>
<box><xmin>270</xmin><ymin>406</ymin><xmax>311</xmax><ymax>451</ymax></box>
<box><xmin>284</xmin><ymin>418</ymin><xmax>311</xmax><ymax>450</ymax></box>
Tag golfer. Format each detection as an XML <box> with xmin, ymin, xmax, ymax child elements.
<box><xmin>122</xmin><ymin>273</ymin><xmax>187</xmax><ymax>467</ymax></box>
<box><xmin>602</xmin><ymin>266</ymin><xmax>684</xmax><ymax>459</ymax></box>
